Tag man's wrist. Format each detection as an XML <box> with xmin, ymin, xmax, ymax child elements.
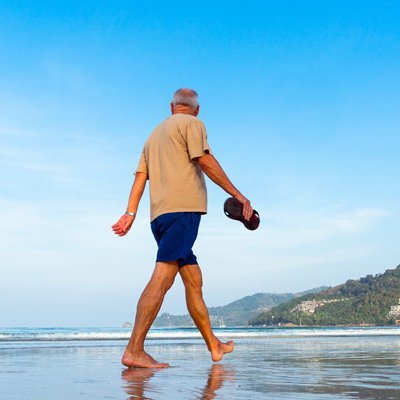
<box><xmin>125</xmin><ymin>211</ymin><xmax>136</xmax><ymax>217</ymax></box>
<box><xmin>232</xmin><ymin>191</ymin><xmax>241</xmax><ymax>199</ymax></box>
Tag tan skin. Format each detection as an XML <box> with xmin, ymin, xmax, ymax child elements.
<box><xmin>112</xmin><ymin>102</ymin><xmax>253</xmax><ymax>368</ymax></box>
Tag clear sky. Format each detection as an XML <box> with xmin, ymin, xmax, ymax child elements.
<box><xmin>1</xmin><ymin>1</ymin><xmax>399</xmax><ymax>327</ymax></box>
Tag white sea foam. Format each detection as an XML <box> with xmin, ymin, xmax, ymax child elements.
<box><xmin>0</xmin><ymin>334</ymin><xmax>12</xmax><ymax>339</ymax></box>
<box><xmin>1</xmin><ymin>327</ymin><xmax>400</xmax><ymax>342</ymax></box>
<box><xmin>146</xmin><ymin>327</ymin><xmax>400</xmax><ymax>340</ymax></box>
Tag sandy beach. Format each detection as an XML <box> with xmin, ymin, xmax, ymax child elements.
<box><xmin>1</xmin><ymin>329</ymin><xmax>400</xmax><ymax>399</ymax></box>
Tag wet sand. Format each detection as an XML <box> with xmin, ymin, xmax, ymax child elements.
<box><xmin>1</xmin><ymin>336</ymin><xmax>400</xmax><ymax>399</ymax></box>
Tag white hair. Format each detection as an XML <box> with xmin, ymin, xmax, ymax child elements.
<box><xmin>172</xmin><ymin>88</ymin><xmax>199</xmax><ymax>109</ymax></box>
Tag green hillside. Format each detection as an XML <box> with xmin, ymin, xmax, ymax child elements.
<box><xmin>249</xmin><ymin>265</ymin><xmax>400</xmax><ymax>326</ymax></box>
<box><xmin>153</xmin><ymin>287</ymin><xmax>327</xmax><ymax>327</ymax></box>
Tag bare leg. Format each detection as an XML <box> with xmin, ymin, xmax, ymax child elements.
<box><xmin>122</xmin><ymin>261</ymin><xmax>179</xmax><ymax>368</ymax></box>
<box><xmin>179</xmin><ymin>264</ymin><xmax>234</xmax><ymax>362</ymax></box>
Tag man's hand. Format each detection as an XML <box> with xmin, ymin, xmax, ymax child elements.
<box><xmin>113</xmin><ymin>172</ymin><xmax>147</xmax><ymax>237</ymax></box>
<box><xmin>112</xmin><ymin>214</ymin><xmax>135</xmax><ymax>236</ymax></box>
<box><xmin>234</xmin><ymin>193</ymin><xmax>253</xmax><ymax>221</ymax></box>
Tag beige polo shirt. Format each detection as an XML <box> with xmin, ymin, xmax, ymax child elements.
<box><xmin>135</xmin><ymin>113</ymin><xmax>211</xmax><ymax>221</ymax></box>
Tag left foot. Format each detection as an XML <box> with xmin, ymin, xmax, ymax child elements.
<box><xmin>210</xmin><ymin>340</ymin><xmax>234</xmax><ymax>362</ymax></box>
<box><xmin>121</xmin><ymin>349</ymin><xmax>170</xmax><ymax>368</ymax></box>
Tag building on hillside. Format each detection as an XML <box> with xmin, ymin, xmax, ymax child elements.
<box><xmin>292</xmin><ymin>300</ymin><xmax>319</xmax><ymax>314</ymax></box>
<box><xmin>387</xmin><ymin>299</ymin><xmax>400</xmax><ymax>323</ymax></box>
<box><xmin>291</xmin><ymin>298</ymin><xmax>348</xmax><ymax>315</ymax></box>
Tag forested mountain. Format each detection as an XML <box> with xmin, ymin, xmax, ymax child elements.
<box><xmin>153</xmin><ymin>287</ymin><xmax>327</xmax><ymax>327</ymax></box>
<box><xmin>250</xmin><ymin>265</ymin><xmax>400</xmax><ymax>326</ymax></box>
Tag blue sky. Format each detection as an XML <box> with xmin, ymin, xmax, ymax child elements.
<box><xmin>1</xmin><ymin>1</ymin><xmax>399</xmax><ymax>326</ymax></box>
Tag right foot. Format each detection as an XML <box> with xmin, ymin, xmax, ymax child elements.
<box><xmin>210</xmin><ymin>340</ymin><xmax>234</xmax><ymax>362</ymax></box>
<box><xmin>121</xmin><ymin>350</ymin><xmax>170</xmax><ymax>368</ymax></box>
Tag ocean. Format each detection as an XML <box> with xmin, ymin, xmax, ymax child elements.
<box><xmin>1</xmin><ymin>326</ymin><xmax>400</xmax><ymax>399</ymax></box>
<box><xmin>2</xmin><ymin>325</ymin><xmax>400</xmax><ymax>343</ymax></box>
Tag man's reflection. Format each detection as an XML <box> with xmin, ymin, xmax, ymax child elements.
<box><xmin>122</xmin><ymin>367</ymin><xmax>158</xmax><ymax>400</ymax></box>
<box><xmin>199</xmin><ymin>364</ymin><xmax>235</xmax><ymax>400</ymax></box>
<box><xmin>121</xmin><ymin>364</ymin><xmax>235</xmax><ymax>400</ymax></box>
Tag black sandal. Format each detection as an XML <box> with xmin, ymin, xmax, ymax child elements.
<box><xmin>223</xmin><ymin>197</ymin><xmax>260</xmax><ymax>231</ymax></box>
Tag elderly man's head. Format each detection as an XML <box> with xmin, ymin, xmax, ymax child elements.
<box><xmin>171</xmin><ymin>88</ymin><xmax>200</xmax><ymax>116</ymax></box>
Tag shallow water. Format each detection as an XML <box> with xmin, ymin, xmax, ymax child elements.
<box><xmin>1</xmin><ymin>334</ymin><xmax>400</xmax><ymax>399</ymax></box>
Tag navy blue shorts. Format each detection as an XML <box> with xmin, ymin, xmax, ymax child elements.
<box><xmin>150</xmin><ymin>212</ymin><xmax>201</xmax><ymax>267</ymax></box>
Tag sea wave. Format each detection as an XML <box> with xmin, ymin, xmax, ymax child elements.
<box><xmin>1</xmin><ymin>326</ymin><xmax>400</xmax><ymax>342</ymax></box>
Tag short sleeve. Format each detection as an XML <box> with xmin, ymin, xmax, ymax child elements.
<box><xmin>186</xmin><ymin>120</ymin><xmax>212</xmax><ymax>160</ymax></box>
<box><xmin>135</xmin><ymin>149</ymin><xmax>148</xmax><ymax>176</ymax></box>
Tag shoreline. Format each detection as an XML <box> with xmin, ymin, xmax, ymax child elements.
<box><xmin>2</xmin><ymin>334</ymin><xmax>400</xmax><ymax>399</ymax></box>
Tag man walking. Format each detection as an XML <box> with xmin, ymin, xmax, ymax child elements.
<box><xmin>112</xmin><ymin>89</ymin><xmax>253</xmax><ymax>368</ymax></box>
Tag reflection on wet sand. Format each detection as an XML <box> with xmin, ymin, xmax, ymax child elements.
<box><xmin>198</xmin><ymin>364</ymin><xmax>235</xmax><ymax>400</ymax></box>
<box><xmin>122</xmin><ymin>368</ymin><xmax>158</xmax><ymax>400</ymax></box>
<box><xmin>120</xmin><ymin>338</ymin><xmax>400</xmax><ymax>399</ymax></box>
<box><xmin>239</xmin><ymin>339</ymin><xmax>400</xmax><ymax>400</ymax></box>
<box><xmin>122</xmin><ymin>364</ymin><xmax>235</xmax><ymax>400</ymax></box>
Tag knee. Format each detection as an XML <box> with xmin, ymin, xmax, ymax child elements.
<box><xmin>184</xmin><ymin>276</ymin><xmax>203</xmax><ymax>294</ymax></box>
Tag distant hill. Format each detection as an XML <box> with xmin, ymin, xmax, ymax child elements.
<box><xmin>249</xmin><ymin>264</ymin><xmax>400</xmax><ymax>326</ymax></box>
<box><xmin>153</xmin><ymin>287</ymin><xmax>327</xmax><ymax>327</ymax></box>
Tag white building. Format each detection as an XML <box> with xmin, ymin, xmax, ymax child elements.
<box><xmin>387</xmin><ymin>299</ymin><xmax>400</xmax><ymax>319</ymax></box>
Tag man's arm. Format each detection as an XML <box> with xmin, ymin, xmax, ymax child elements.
<box><xmin>112</xmin><ymin>172</ymin><xmax>147</xmax><ymax>236</ymax></box>
<box><xmin>195</xmin><ymin>153</ymin><xmax>253</xmax><ymax>221</ymax></box>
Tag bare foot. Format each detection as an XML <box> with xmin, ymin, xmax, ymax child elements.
<box><xmin>121</xmin><ymin>350</ymin><xmax>170</xmax><ymax>368</ymax></box>
<box><xmin>210</xmin><ymin>340</ymin><xmax>234</xmax><ymax>362</ymax></box>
